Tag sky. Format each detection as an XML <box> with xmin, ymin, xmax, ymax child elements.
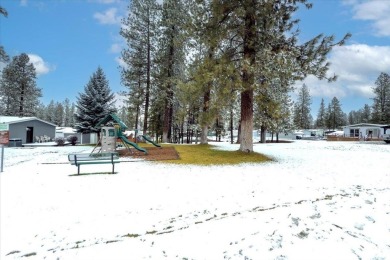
<box><xmin>1</xmin><ymin>0</ymin><xmax>390</xmax><ymax>118</ymax></box>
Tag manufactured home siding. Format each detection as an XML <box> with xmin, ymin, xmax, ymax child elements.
<box><xmin>343</xmin><ymin>124</ymin><xmax>385</xmax><ymax>139</ymax></box>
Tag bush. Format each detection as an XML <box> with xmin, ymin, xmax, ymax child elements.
<box><xmin>55</xmin><ymin>137</ymin><xmax>66</xmax><ymax>146</ymax></box>
<box><xmin>66</xmin><ymin>135</ymin><xmax>78</xmax><ymax>146</ymax></box>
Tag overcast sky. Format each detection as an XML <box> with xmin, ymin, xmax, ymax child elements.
<box><xmin>1</xmin><ymin>0</ymin><xmax>390</xmax><ymax>117</ymax></box>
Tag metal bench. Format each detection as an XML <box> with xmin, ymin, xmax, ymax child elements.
<box><xmin>68</xmin><ymin>152</ymin><xmax>120</xmax><ymax>175</ymax></box>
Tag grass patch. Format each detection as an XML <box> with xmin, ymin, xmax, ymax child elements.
<box><xmin>162</xmin><ymin>144</ymin><xmax>271</xmax><ymax>166</ymax></box>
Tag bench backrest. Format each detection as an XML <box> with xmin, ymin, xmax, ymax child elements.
<box><xmin>68</xmin><ymin>152</ymin><xmax>119</xmax><ymax>163</ymax></box>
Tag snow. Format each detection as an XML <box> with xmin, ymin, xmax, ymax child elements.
<box><xmin>1</xmin><ymin>141</ymin><xmax>389</xmax><ymax>259</ymax></box>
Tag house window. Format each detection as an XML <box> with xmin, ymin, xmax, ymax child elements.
<box><xmin>350</xmin><ymin>128</ymin><xmax>359</xmax><ymax>137</ymax></box>
<box><xmin>349</xmin><ymin>129</ymin><xmax>354</xmax><ymax>137</ymax></box>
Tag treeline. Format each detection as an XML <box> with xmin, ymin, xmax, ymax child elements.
<box><xmin>35</xmin><ymin>99</ymin><xmax>76</xmax><ymax>127</ymax></box>
<box><xmin>292</xmin><ymin>72</ymin><xmax>390</xmax><ymax>131</ymax></box>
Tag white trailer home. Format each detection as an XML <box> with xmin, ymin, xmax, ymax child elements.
<box><xmin>342</xmin><ymin>123</ymin><xmax>387</xmax><ymax>140</ymax></box>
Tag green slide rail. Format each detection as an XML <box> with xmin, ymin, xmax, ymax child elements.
<box><xmin>142</xmin><ymin>135</ymin><xmax>162</xmax><ymax>148</ymax></box>
<box><xmin>119</xmin><ymin>136</ymin><xmax>148</xmax><ymax>154</ymax></box>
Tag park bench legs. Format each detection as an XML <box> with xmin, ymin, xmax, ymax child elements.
<box><xmin>76</xmin><ymin>163</ymin><xmax>116</xmax><ymax>175</ymax></box>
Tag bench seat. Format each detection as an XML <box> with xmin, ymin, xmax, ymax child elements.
<box><xmin>68</xmin><ymin>152</ymin><xmax>120</xmax><ymax>174</ymax></box>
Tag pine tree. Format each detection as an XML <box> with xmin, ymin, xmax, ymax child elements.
<box><xmin>120</xmin><ymin>0</ymin><xmax>160</xmax><ymax>134</ymax></box>
<box><xmin>327</xmin><ymin>97</ymin><xmax>345</xmax><ymax>130</ymax></box>
<box><xmin>293</xmin><ymin>84</ymin><xmax>312</xmax><ymax>129</ymax></box>
<box><xmin>45</xmin><ymin>100</ymin><xmax>56</xmax><ymax>124</ymax></box>
<box><xmin>35</xmin><ymin>102</ymin><xmax>46</xmax><ymax>120</ymax></box>
<box><xmin>361</xmin><ymin>104</ymin><xmax>371</xmax><ymax>123</ymax></box>
<box><xmin>54</xmin><ymin>102</ymin><xmax>64</xmax><ymax>126</ymax></box>
<box><xmin>211</xmin><ymin>0</ymin><xmax>350</xmax><ymax>152</ymax></box>
<box><xmin>255</xmin><ymin>80</ymin><xmax>293</xmax><ymax>142</ymax></box>
<box><xmin>0</xmin><ymin>53</ymin><xmax>42</xmax><ymax>116</ymax></box>
<box><xmin>157</xmin><ymin>0</ymin><xmax>187</xmax><ymax>142</ymax></box>
<box><xmin>371</xmin><ymin>72</ymin><xmax>390</xmax><ymax>124</ymax></box>
<box><xmin>74</xmin><ymin>67</ymin><xmax>117</xmax><ymax>134</ymax></box>
<box><xmin>63</xmin><ymin>98</ymin><xmax>73</xmax><ymax>127</ymax></box>
<box><xmin>315</xmin><ymin>98</ymin><xmax>326</xmax><ymax>128</ymax></box>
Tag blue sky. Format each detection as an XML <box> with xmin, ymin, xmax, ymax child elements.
<box><xmin>1</xmin><ymin>0</ymin><xmax>390</xmax><ymax>118</ymax></box>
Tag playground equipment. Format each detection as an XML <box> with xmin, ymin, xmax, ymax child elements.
<box><xmin>92</xmin><ymin>114</ymin><xmax>155</xmax><ymax>154</ymax></box>
<box><xmin>142</xmin><ymin>135</ymin><xmax>161</xmax><ymax>148</ymax></box>
<box><xmin>101</xmin><ymin>126</ymin><xmax>117</xmax><ymax>152</ymax></box>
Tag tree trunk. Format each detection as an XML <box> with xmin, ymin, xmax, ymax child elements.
<box><xmin>19</xmin><ymin>83</ymin><xmax>25</xmax><ymax>117</ymax></box>
<box><xmin>162</xmin><ymin>29</ymin><xmax>175</xmax><ymax>143</ymax></box>
<box><xmin>201</xmin><ymin>125</ymin><xmax>208</xmax><ymax>144</ymax></box>
<box><xmin>143</xmin><ymin>17</ymin><xmax>151</xmax><ymax>134</ymax></box>
<box><xmin>200</xmin><ymin>47</ymin><xmax>213</xmax><ymax>145</ymax></box>
<box><xmin>239</xmin><ymin>2</ymin><xmax>256</xmax><ymax>152</ymax></box>
<box><xmin>162</xmin><ymin>98</ymin><xmax>171</xmax><ymax>142</ymax></box>
<box><xmin>239</xmin><ymin>90</ymin><xmax>254</xmax><ymax>151</ymax></box>
<box><xmin>230</xmin><ymin>108</ymin><xmax>234</xmax><ymax>144</ymax></box>
<box><xmin>236</xmin><ymin>122</ymin><xmax>241</xmax><ymax>144</ymax></box>
<box><xmin>260</xmin><ymin>125</ymin><xmax>267</xmax><ymax>143</ymax></box>
<box><xmin>200</xmin><ymin>89</ymin><xmax>210</xmax><ymax>144</ymax></box>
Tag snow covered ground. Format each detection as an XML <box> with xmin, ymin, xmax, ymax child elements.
<box><xmin>1</xmin><ymin>140</ymin><xmax>389</xmax><ymax>260</ymax></box>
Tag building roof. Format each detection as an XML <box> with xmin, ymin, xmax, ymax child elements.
<box><xmin>56</xmin><ymin>127</ymin><xmax>77</xmax><ymax>134</ymax></box>
<box><xmin>0</xmin><ymin>116</ymin><xmax>57</xmax><ymax>127</ymax></box>
<box><xmin>342</xmin><ymin>123</ymin><xmax>387</xmax><ymax>128</ymax></box>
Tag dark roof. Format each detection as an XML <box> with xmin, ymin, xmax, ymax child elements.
<box><xmin>95</xmin><ymin>114</ymin><xmax>127</xmax><ymax>130</ymax></box>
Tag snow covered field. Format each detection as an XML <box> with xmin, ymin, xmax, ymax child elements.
<box><xmin>1</xmin><ymin>140</ymin><xmax>389</xmax><ymax>260</ymax></box>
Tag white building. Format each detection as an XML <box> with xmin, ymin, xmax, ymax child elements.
<box><xmin>342</xmin><ymin>123</ymin><xmax>387</xmax><ymax>139</ymax></box>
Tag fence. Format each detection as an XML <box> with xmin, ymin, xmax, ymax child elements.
<box><xmin>0</xmin><ymin>145</ymin><xmax>4</xmax><ymax>172</ymax></box>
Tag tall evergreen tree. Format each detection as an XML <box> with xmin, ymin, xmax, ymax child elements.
<box><xmin>157</xmin><ymin>0</ymin><xmax>187</xmax><ymax>142</ymax></box>
<box><xmin>0</xmin><ymin>53</ymin><xmax>42</xmax><ymax>116</ymax></box>
<box><xmin>348</xmin><ymin>110</ymin><xmax>358</xmax><ymax>125</ymax></box>
<box><xmin>255</xmin><ymin>80</ymin><xmax>293</xmax><ymax>142</ymax></box>
<box><xmin>327</xmin><ymin>97</ymin><xmax>345</xmax><ymax>130</ymax></box>
<box><xmin>35</xmin><ymin>102</ymin><xmax>47</xmax><ymax>120</ymax></box>
<box><xmin>371</xmin><ymin>72</ymin><xmax>390</xmax><ymax>123</ymax></box>
<box><xmin>54</xmin><ymin>102</ymin><xmax>64</xmax><ymax>126</ymax></box>
<box><xmin>211</xmin><ymin>0</ymin><xmax>350</xmax><ymax>152</ymax></box>
<box><xmin>361</xmin><ymin>104</ymin><xmax>371</xmax><ymax>123</ymax></box>
<box><xmin>315</xmin><ymin>98</ymin><xmax>326</xmax><ymax>128</ymax></box>
<box><xmin>293</xmin><ymin>84</ymin><xmax>312</xmax><ymax>129</ymax></box>
<box><xmin>63</xmin><ymin>98</ymin><xmax>73</xmax><ymax>127</ymax></box>
<box><xmin>45</xmin><ymin>100</ymin><xmax>56</xmax><ymax>124</ymax></box>
<box><xmin>74</xmin><ymin>67</ymin><xmax>117</xmax><ymax>134</ymax></box>
<box><xmin>120</xmin><ymin>0</ymin><xmax>160</xmax><ymax>134</ymax></box>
